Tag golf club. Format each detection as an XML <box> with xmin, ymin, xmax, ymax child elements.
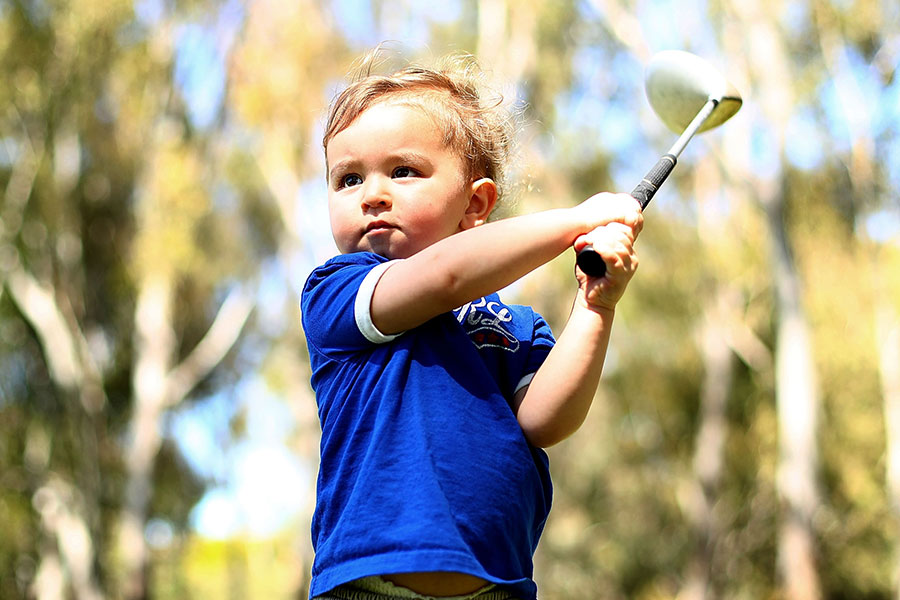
<box><xmin>576</xmin><ymin>50</ymin><xmax>743</xmax><ymax>277</ymax></box>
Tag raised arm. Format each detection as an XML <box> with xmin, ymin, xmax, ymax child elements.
<box><xmin>512</xmin><ymin>222</ymin><xmax>640</xmax><ymax>448</ymax></box>
<box><xmin>370</xmin><ymin>193</ymin><xmax>643</xmax><ymax>336</ymax></box>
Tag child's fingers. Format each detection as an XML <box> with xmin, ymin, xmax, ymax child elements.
<box><xmin>575</xmin><ymin>224</ymin><xmax>639</xmax><ymax>310</ymax></box>
<box><xmin>600</xmin><ymin>221</ymin><xmax>636</xmax><ymax>244</ymax></box>
<box><xmin>580</xmin><ymin>192</ymin><xmax>644</xmax><ymax>234</ymax></box>
<box><xmin>575</xmin><ymin>221</ymin><xmax>636</xmax><ymax>255</ymax></box>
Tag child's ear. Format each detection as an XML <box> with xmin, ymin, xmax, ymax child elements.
<box><xmin>460</xmin><ymin>178</ymin><xmax>497</xmax><ymax>229</ymax></box>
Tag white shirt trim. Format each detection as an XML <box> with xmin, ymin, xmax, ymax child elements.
<box><xmin>355</xmin><ymin>260</ymin><xmax>402</xmax><ymax>344</ymax></box>
<box><xmin>514</xmin><ymin>373</ymin><xmax>536</xmax><ymax>394</ymax></box>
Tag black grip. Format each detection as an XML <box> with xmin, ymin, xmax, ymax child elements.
<box><xmin>576</xmin><ymin>154</ymin><xmax>677</xmax><ymax>278</ymax></box>
<box><xmin>576</xmin><ymin>247</ymin><xmax>607</xmax><ymax>277</ymax></box>
<box><xmin>630</xmin><ymin>154</ymin><xmax>677</xmax><ymax>209</ymax></box>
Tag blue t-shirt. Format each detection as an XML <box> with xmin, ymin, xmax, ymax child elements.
<box><xmin>301</xmin><ymin>252</ymin><xmax>555</xmax><ymax>600</ymax></box>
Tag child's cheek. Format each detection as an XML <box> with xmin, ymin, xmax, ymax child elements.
<box><xmin>328</xmin><ymin>210</ymin><xmax>355</xmax><ymax>252</ymax></box>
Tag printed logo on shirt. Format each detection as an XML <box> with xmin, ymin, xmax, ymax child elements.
<box><xmin>454</xmin><ymin>298</ymin><xmax>519</xmax><ymax>352</ymax></box>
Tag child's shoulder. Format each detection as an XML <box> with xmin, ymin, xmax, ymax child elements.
<box><xmin>304</xmin><ymin>252</ymin><xmax>389</xmax><ymax>288</ymax></box>
<box><xmin>319</xmin><ymin>251</ymin><xmax>388</xmax><ymax>270</ymax></box>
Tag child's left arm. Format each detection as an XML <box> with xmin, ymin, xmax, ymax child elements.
<box><xmin>512</xmin><ymin>222</ymin><xmax>639</xmax><ymax>448</ymax></box>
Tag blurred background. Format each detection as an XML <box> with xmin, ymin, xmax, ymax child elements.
<box><xmin>1</xmin><ymin>0</ymin><xmax>899</xmax><ymax>598</ymax></box>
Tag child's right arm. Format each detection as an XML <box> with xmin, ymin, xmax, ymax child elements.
<box><xmin>368</xmin><ymin>192</ymin><xmax>643</xmax><ymax>336</ymax></box>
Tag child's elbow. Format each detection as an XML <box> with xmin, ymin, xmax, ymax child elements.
<box><xmin>417</xmin><ymin>252</ymin><xmax>472</xmax><ymax>309</ymax></box>
<box><xmin>520</xmin><ymin>422</ymin><xmax>575</xmax><ymax>449</ymax></box>
<box><xmin>514</xmin><ymin>389</ymin><xmax>589</xmax><ymax>448</ymax></box>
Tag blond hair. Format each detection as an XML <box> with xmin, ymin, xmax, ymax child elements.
<box><xmin>323</xmin><ymin>50</ymin><xmax>517</xmax><ymax>206</ymax></box>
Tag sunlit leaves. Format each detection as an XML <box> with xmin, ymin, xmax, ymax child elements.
<box><xmin>133</xmin><ymin>132</ymin><xmax>210</xmax><ymax>278</ymax></box>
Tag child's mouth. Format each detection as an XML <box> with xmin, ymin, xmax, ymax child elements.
<box><xmin>366</xmin><ymin>221</ymin><xmax>396</xmax><ymax>233</ymax></box>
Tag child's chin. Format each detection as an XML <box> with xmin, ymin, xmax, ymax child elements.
<box><xmin>351</xmin><ymin>244</ymin><xmax>399</xmax><ymax>260</ymax></box>
<box><xmin>366</xmin><ymin>240</ymin><xmax>412</xmax><ymax>260</ymax></box>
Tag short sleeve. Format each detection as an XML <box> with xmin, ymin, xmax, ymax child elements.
<box><xmin>514</xmin><ymin>312</ymin><xmax>555</xmax><ymax>393</ymax></box>
<box><xmin>354</xmin><ymin>260</ymin><xmax>400</xmax><ymax>343</ymax></box>
<box><xmin>301</xmin><ymin>253</ymin><xmax>400</xmax><ymax>358</ymax></box>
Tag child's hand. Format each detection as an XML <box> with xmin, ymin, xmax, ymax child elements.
<box><xmin>575</xmin><ymin>192</ymin><xmax>644</xmax><ymax>234</ymax></box>
<box><xmin>573</xmin><ymin>222</ymin><xmax>639</xmax><ymax>312</ymax></box>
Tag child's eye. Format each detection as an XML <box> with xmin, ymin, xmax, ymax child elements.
<box><xmin>339</xmin><ymin>173</ymin><xmax>363</xmax><ymax>188</ymax></box>
<box><xmin>392</xmin><ymin>166</ymin><xmax>418</xmax><ymax>178</ymax></box>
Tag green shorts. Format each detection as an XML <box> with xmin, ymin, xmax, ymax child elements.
<box><xmin>313</xmin><ymin>575</ymin><xmax>520</xmax><ymax>600</ymax></box>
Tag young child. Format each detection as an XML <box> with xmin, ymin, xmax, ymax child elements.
<box><xmin>301</xmin><ymin>52</ymin><xmax>643</xmax><ymax>600</ymax></box>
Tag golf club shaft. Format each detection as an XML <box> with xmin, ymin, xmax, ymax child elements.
<box><xmin>575</xmin><ymin>98</ymin><xmax>719</xmax><ymax>278</ymax></box>
<box><xmin>667</xmin><ymin>98</ymin><xmax>719</xmax><ymax>157</ymax></box>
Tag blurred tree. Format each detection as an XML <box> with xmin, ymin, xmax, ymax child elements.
<box><xmin>0</xmin><ymin>0</ymin><xmax>282</xmax><ymax>597</ymax></box>
<box><xmin>810</xmin><ymin>2</ymin><xmax>900</xmax><ymax>597</ymax></box>
<box><xmin>522</xmin><ymin>0</ymin><xmax>896</xmax><ymax>598</ymax></box>
<box><xmin>227</xmin><ymin>0</ymin><xmax>353</xmax><ymax>593</ymax></box>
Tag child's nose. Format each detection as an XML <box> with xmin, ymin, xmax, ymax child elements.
<box><xmin>361</xmin><ymin>177</ymin><xmax>391</xmax><ymax>209</ymax></box>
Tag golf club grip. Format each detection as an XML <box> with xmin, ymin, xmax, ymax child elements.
<box><xmin>575</xmin><ymin>154</ymin><xmax>678</xmax><ymax>277</ymax></box>
<box><xmin>631</xmin><ymin>153</ymin><xmax>677</xmax><ymax>209</ymax></box>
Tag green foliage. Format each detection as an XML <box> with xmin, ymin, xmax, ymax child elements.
<box><xmin>527</xmin><ymin>0</ymin><xmax>579</xmax><ymax>126</ymax></box>
<box><xmin>149</xmin><ymin>530</ymin><xmax>306</xmax><ymax>600</ymax></box>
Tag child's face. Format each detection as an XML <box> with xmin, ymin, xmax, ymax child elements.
<box><xmin>326</xmin><ymin>101</ymin><xmax>475</xmax><ymax>259</ymax></box>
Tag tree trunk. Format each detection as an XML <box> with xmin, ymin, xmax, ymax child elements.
<box><xmin>117</xmin><ymin>272</ymin><xmax>253</xmax><ymax>598</ymax></box>
<box><xmin>5</xmin><ymin>267</ymin><xmax>108</xmax><ymax>598</ymax></box>
<box><xmin>679</xmin><ymin>293</ymin><xmax>735</xmax><ymax>600</ymax></box>
<box><xmin>32</xmin><ymin>478</ymin><xmax>104</xmax><ymax>600</ymax></box>
<box><xmin>766</xmin><ymin>196</ymin><xmax>822</xmax><ymax>600</ymax></box>
<box><xmin>119</xmin><ymin>273</ymin><xmax>176</xmax><ymax>600</ymax></box>
<box><xmin>722</xmin><ymin>1</ymin><xmax>823</xmax><ymax>595</ymax></box>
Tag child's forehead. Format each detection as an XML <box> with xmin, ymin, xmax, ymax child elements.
<box><xmin>324</xmin><ymin>88</ymin><xmax>470</xmax><ymax>171</ymax></box>
<box><xmin>339</xmin><ymin>100</ymin><xmax>436</xmax><ymax>138</ymax></box>
<box><xmin>326</xmin><ymin>101</ymin><xmax>461</xmax><ymax>167</ymax></box>
<box><xmin>337</xmin><ymin>97</ymin><xmax>456</xmax><ymax>150</ymax></box>
<box><xmin>365</xmin><ymin>94</ymin><xmax>447</xmax><ymax>127</ymax></box>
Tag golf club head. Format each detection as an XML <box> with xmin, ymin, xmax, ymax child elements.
<box><xmin>645</xmin><ymin>50</ymin><xmax>742</xmax><ymax>134</ymax></box>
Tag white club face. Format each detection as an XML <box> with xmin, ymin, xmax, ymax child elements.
<box><xmin>644</xmin><ymin>50</ymin><xmax>742</xmax><ymax>134</ymax></box>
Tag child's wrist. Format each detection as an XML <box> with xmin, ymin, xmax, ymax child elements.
<box><xmin>574</xmin><ymin>296</ymin><xmax>617</xmax><ymax>319</ymax></box>
<box><xmin>566</xmin><ymin>204</ymin><xmax>594</xmax><ymax>236</ymax></box>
